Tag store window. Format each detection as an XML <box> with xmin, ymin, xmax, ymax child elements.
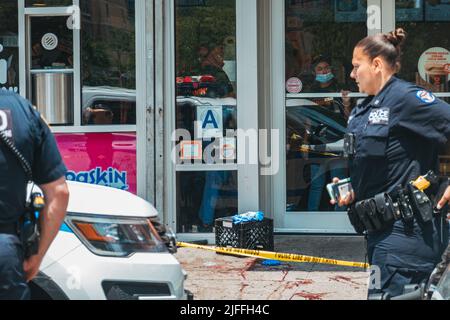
<box><xmin>396</xmin><ymin>0</ymin><xmax>450</xmax><ymax>94</ymax></box>
<box><xmin>0</xmin><ymin>1</ymin><xmax>19</xmax><ymax>93</ymax></box>
<box><xmin>175</xmin><ymin>0</ymin><xmax>238</xmax><ymax>233</ymax></box>
<box><xmin>80</xmin><ymin>0</ymin><xmax>136</xmax><ymax>126</ymax></box>
<box><xmin>285</xmin><ymin>0</ymin><xmax>366</xmax><ymax>212</ymax></box>
<box><xmin>30</xmin><ymin>16</ymin><xmax>74</xmax><ymax>70</ymax></box>
<box><xmin>29</xmin><ymin>15</ymin><xmax>74</xmax><ymax>125</ymax></box>
<box><xmin>395</xmin><ymin>0</ymin><xmax>450</xmax><ymax>178</ymax></box>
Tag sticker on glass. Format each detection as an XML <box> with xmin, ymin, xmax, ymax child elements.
<box><xmin>41</xmin><ymin>33</ymin><xmax>59</xmax><ymax>51</ymax></box>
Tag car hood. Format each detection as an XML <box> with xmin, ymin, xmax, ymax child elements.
<box><xmin>30</xmin><ymin>181</ymin><xmax>159</xmax><ymax>218</ymax></box>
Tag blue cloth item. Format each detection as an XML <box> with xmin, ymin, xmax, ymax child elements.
<box><xmin>232</xmin><ymin>211</ymin><xmax>264</xmax><ymax>224</ymax></box>
<box><xmin>262</xmin><ymin>260</ymin><xmax>281</xmax><ymax>266</ymax></box>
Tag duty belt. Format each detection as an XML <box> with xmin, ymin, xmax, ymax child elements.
<box><xmin>348</xmin><ymin>177</ymin><xmax>449</xmax><ymax>235</ymax></box>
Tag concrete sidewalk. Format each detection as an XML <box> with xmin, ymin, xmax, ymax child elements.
<box><xmin>175</xmin><ymin>236</ymin><xmax>370</xmax><ymax>300</ymax></box>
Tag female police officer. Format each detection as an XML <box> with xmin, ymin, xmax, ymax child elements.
<box><xmin>332</xmin><ymin>28</ymin><xmax>450</xmax><ymax>298</ymax></box>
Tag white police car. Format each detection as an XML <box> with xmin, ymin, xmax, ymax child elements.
<box><xmin>30</xmin><ymin>181</ymin><xmax>190</xmax><ymax>300</ymax></box>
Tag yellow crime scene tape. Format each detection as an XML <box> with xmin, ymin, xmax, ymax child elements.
<box><xmin>177</xmin><ymin>242</ymin><xmax>370</xmax><ymax>269</ymax></box>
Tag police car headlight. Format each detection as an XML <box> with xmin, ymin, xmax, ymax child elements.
<box><xmin>65</xmin><ymin>214</ymin><xmax>169</xmax><ymax>257</ymax></box>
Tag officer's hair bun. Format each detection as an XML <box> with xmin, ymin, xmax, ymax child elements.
<box><xmin>386</xmin><ymin>28</ymin><xmax>407</xmax><ymax>50</ymax></box>
<box><xmin>357</xmin><ymin>28</ymin><xmax>408</xmax><ymax>72</ymax></box>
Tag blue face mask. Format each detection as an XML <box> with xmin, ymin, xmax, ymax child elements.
<box><xmin>316</xmin><ymin>73</ymin><xmax>335</xmax><ymax>84</ymax></box>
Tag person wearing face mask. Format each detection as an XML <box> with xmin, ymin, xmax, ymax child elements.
<box><xmin>305</xmin><ymin>56</ymin><xmax>351</xmax><ymax>212</ymax></box>
<box><xmin>310</xmin><ymin>56</ymin><xmax>353</xmax><ymax>119</ymax></box>
<box><xmin>332</xmin><ymin>28</ymin><xmax>450</xmax><ymax>299</ymax></box>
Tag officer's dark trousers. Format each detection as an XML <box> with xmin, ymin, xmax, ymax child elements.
<box><xmin>0</xmin><ymin>234</ymin><xmax>30</xmax><ymax>300</ymax></box>
<box><xmin>367</xmin><ymin>217</ymin><xmax>449</xmax><ymax>298</ymax></box>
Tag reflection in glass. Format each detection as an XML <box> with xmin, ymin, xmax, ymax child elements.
<box><xmin>175</xmin><ymin>0</ymin><xmax>238</xmax><ymax>233</ymax></box>
<box><xmin>30</xmin><ymin>16</ymin><xmax>73</xmax><ymax>70</ymax></box>
<box><xmin>175</xmin><ymin>0</ymin><xmax>237</xmax><ymax>159</ymax></box>
<box><xmin>176</xmin><ymin>0</ymin><xmax>236</xmax><ymax>98</ymax></box>
<box><xmin>284</xmin><ymin>0</ymin><xmax>362</xmax><ymax>212</ymax></box>
<box><xmin>30</xmin><ymin>16</ymin><xmax>74</xmax><ymax>125</ymax></box>
<box><xmin>175</xmin><ymin>99</ymin><xmax>237</xmax><ymax>165</ymax></box>
<box><xmin>80</xmin><ymin>0</ymin><xmax>136</xmax><ymax>125</ymax></box>
<box><xmin>395</xmin><ymin>0</ymin><xmax>423</xmax><ymax>22</ymax></box>
<box><xmin>285</xmin><ymin>0</ymin><xmax>365</xmax><ymax>93</ymax></box>
<box><xmin>82</xmin><ymin>87</ymin><xmax>136</xmax><ymax>125</ymax></box>
<box><xmin>396</xmin><ymin>1</ymin><xmax>450</xmax><ymax>92</ymax></box>
<box><xmin>286</xmin><ymin>100</ymin><xmax>349</xmax><ymax>212</ymax></box>
<box><xmin>0</xmin><ymin>1</ymin><xmax>19</xmax><ymax>93</ymax></box>
<box><xmin>177</xmin><ymin>171</ymin><xmax>238</xmax><ymax>233</ymax></box>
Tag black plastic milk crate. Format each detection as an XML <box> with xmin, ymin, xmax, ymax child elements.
<box><xmin>215</xmin><ymin>217</ymin><xmax>274</xmax><ymax>251</ymax></box>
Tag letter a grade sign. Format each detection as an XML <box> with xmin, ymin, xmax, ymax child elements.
<box><xmin>196</xmin><ymin>106</ymin><xmax>223</xmax><ymax>139</ymax></box>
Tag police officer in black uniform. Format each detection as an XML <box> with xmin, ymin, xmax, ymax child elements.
<box><xmin>0</xmin><ymin>90</ymin><xmax>69</xmax><ymax>300</ymax></box>
<box><xmin>332</xmin><ymin>28</ymin><xmax>450</xmax><ymax>298</ymax></box>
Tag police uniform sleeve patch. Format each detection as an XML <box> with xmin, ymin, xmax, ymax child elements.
<box><xmin>416</xmin><ymin>90</ymin><xmax>436</xmax><ymax>104</ymax></box>
<box><xmin>368</xmin><ymin>108</ymin><xmax>390</xmax><ymax>125</ymax></box>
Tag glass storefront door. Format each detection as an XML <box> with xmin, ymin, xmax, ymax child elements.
<box><xmin>280</xmin><ymin>0</ymin><xmax>368</xmax><ymax>233</ymax></box>
<box><xmin>174</xmin><ymin>0</ymin><xmax>238</xmax><ymax>234</ymax></box>
<box><xmin>170</xmin><ymin>0</ymin><xmax>259</xmax><ymax>236</ymax></box>
<box><xmin>273</xmin><ymin>0</ymin><xmax>450</xmax><ymax>233</ymax></box>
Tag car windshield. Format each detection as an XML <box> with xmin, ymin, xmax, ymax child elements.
<box><xmin>286</xmin><ymin>104</ymin><xmax>347</xmax><ymax>145</ymax></box>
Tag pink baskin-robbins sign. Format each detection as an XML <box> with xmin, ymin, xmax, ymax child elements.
<box><xmin>55</xmin><ymin>132</ymin><xmax>137</xmax><ymax>195</ymax></box>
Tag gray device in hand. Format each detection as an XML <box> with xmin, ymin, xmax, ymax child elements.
<box><xmin>327</xmin><ymin>178</ymin><xmax>353</xmax><ymax>203</ymax></box>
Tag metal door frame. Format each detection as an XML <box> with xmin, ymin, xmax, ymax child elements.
<box><xmin>159</xmin><ymin>0</ymin><xmax>260</xmax><ymax>241</ymax></box>
<box><xmin>269</xmin><ymin>0</ymin><xmax>394</xmax><ymax>233</ymax></box>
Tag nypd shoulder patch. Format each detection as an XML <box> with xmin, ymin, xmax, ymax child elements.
<box><xmin>416</xmin><ymin>90</ymin><xmax>436</xmax><ymax>104</ymax></box>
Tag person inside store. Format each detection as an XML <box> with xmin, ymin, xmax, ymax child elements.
<box><xmin>199</xmin><ymin>42</ymin><xmax>235</xmax><ymax>99</ymax></box>
<box><xmin>32</xmin><ymin>33</ymin><xmax>73</xmax><ymax>69</ymax></box>
<box><xmin>332</xmin><ymin>28</ymin><xmax>450</xmax><ymax>298</ymax></box>
<box><xmin>305</xmin><ymin>55</ymin><xmax>354</xmax><ymax>211</ymax></box>
<box><xmin>309</xmin><ymin>55</ymin><xmax>353</xmax><ymax>119</ymax></box>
